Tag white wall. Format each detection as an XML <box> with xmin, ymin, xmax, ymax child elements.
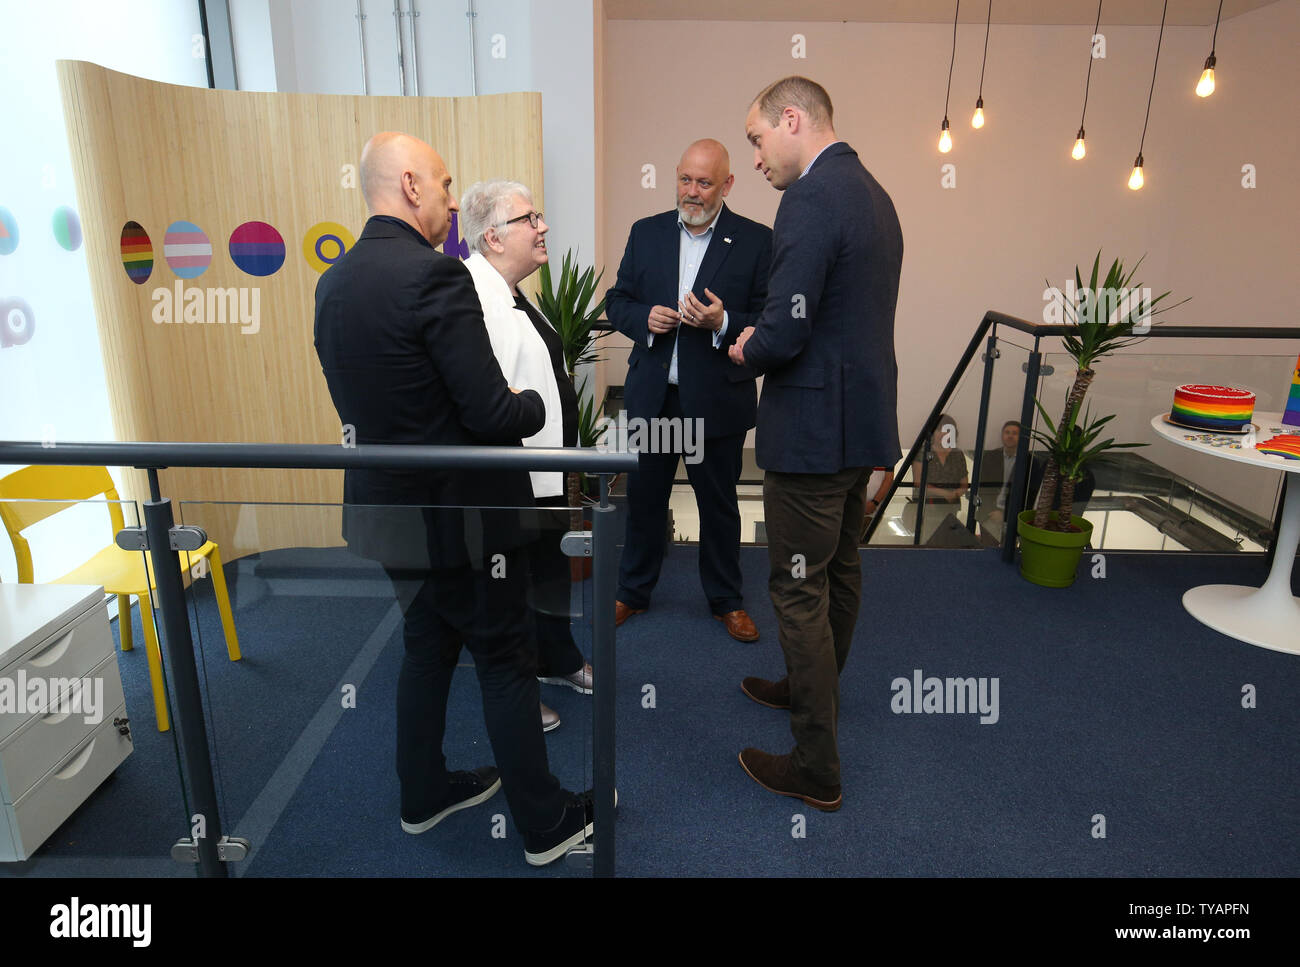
<box><xmin>245</xmin><ymin>0</ymin><xmax>595</xmax><ymax>263</ymax></box>
<box><xmin>0</xmin><ymin>0</ymin><xmax>210</xmax><ymax>584</ymax></box>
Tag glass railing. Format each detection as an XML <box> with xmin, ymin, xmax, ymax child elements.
<box><xmin>0</xmin><ymin>495</ymin><xmax>188</xmax><ymax>876</ymax></box>
<box><xmin>172</xmin><ymin>500</ymin><xmax>594</xmax><ymax>877</ymax></box>
<box><xmin>0</xmin><ymin>442</ymin><xmax>631</xmax><ymax>879</ymax></box>
<box><xmin>861</xmin><ymin>314</ymin><xmax>1297</xmax><ymax>562</ymax></box>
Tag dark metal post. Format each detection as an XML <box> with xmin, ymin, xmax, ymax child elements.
<box><xmin>142</xmin><ymin>485</ymin><xmax>227</xmax><ymax>877</ymax></box>
<box><xmin>913</xmin><ymin>436</ymin><xmax>932</xmax><ymax>546</ymax></box>
<box><xmin>1003</xmin><ymin>348</ymin><xmax>1043</xmax><ymax>563</ymax></box>
<box><xmin>965</xmin><ymin>331</ymin><xmax>999</xmax><ymax>532</ymax></box>
<box><xmin>590</xmin><ymin>473</ymin><xmax>617</xmax><ymax>877</ymax></box>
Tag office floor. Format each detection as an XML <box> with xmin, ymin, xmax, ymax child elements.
<box><xmin>3</xmin><ymin>542</ymin><xmax>1297</xmax><ymax>877</ymax></box>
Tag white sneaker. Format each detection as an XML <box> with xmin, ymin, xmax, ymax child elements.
<box><xmin>539</xmin><ymin>663</ymin><xmax>593</xmax><ymax>695</ymax></box>
<box><xmin>541</xmin><ymin>702</ymin><xmax>561</xmax><ymax>732</ymax></box>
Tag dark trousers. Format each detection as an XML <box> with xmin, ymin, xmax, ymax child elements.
<box><xmin>530</xmin><ymin>494</ymin><xmax>584</xmax><ymax>678</ymax></box>
<box><xmin>385</xmin><ymin>549</ymin><xmax>565</xmax><ymax>833</ymax></box>
<box><xmin>762</xmin><ymin>466</ymin><xmax>874</xmax><ymax>787</ymax></box>
<box><xmin>618</xmin><ymin>385</ymin><xmax>746</xmax><ymax>614</ymax></box>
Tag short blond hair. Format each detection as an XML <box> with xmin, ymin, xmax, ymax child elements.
<box><xmin>751</xmin><ymin>76</ymin><xmax>833</xmax><ymax>129</ymax></box>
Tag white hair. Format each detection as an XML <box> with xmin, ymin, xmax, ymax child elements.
<box><xmin>460</xmin><ymin>179</ymin><xmax>534</xmax><ymax>255</ymax></box>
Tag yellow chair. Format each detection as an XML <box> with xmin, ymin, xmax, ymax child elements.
<box><xmin>0</xmin><ymin>465</ymin><xmax>241</xmax><ymax>732</ymax></box>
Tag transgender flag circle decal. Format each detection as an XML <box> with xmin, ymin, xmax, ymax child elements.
<box><xmin>163</xmin><ymin>219</ymin><xmax>212</xmax><ymax>278</ymax></box>
<box><xmin>120</xmin><ymin>221</ymin><xmax>153</xmax><ymax>284</ymax></box>
<box><xmin>228</xmin><ymin>220</ymin><xmax>286</xmax><ymax>277</ymax></box>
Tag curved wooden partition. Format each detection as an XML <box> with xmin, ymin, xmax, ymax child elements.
<box><xmin>57</xmin><ymin>61</ymin><xmax>544</xmax><ymax>561</ymax></box>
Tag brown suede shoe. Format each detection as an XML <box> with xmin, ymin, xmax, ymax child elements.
<box><xmin>714</xmin><ymin>609</ymin><xmax>759</xmax><ymax>642</ymax></box>
<box><xmin>741</xmin><ymin>676</ymin><xmax>790</xmax><ymax>710</ymax></box>
<box><xmin>615</xmin><ymin>600</ymin><xmax>645</xmax><ymax>627</ymax></box>
<box><xmin>738</xmin><ymin>748</ymin><xmax>841</xmax><ymax>811</ymax></box>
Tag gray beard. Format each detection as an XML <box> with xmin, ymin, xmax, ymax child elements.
<box><xmin>678</xmin><ymin>201</ymin><xmax>718</xmax><ymax>227</ymax></box>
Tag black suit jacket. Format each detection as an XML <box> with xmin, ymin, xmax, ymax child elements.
<box><xmin>313</xmin><ymin>215</ymin><xmax>545</xmax><ymax>569</ymax></box>
<box><xmin>742</xmin><ymin>143</ymin><xmax>904</xmax><ymax>473</ymax></box>
<box><xmin>605</xmin><ymin>204</ymin><xmax>771</xmax><ymax>440</ymax></box>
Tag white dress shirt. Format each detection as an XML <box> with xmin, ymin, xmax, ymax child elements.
<box><xmin>647</xmin><ymin>207</ymin><xmax>730</xmax><ymax>385</ymax></box>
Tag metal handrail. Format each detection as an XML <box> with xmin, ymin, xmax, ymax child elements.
<box><xmin>862</xmin><ymin>312</ymin><xmax>1300</xmax><ymax>547</ymax></box>
<box><xmin>0</xmin><ymin>440</ymin><xmax>634</xmax><ymax>474</ymax></box>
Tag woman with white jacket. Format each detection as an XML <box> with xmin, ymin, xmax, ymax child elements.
<box><xmin>460</xmin><ymin>180</ymin><xmax>591</xmax><ymax>735</ymax></box>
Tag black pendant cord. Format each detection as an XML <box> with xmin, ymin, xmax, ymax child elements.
<box><xmin>1078</xmin><ymin>0</ymin><xmax>1103</xmax><ymax>131</ymax></box>
<box><xmin>1137</xmin><ymin>0</ymin><xmax>1169</xmax><ymax>158</ymax></box>
<box><xmin>944</xmin><ymin>0</ymin><xmax>960</xmax><ymax>119</ymax></box>
<box><xmin>977</xmin><ymin>0</ymin><xmax>991</xmax><ymax>98</ymax></box>
<box><xmin>1210</xmin><ymin>0</ymin><xmax>1223</xmax><ymax>54</ymax></box>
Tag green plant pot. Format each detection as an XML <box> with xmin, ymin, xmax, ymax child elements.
<box><xmin>1016</xmin><ymin>509</ymin><xmax>1094</xmax><ymax>588</ymax></box>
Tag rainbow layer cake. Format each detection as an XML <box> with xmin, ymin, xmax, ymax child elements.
<box><xmin>1255</xmin><ymin>434</ymin><xmax>1300</xmax><ymax>460</ymax></box>
<box><xmin>1171</xmin><ymin>384</ymin><xmax>1255</xmax><ymax>432</ymax></box>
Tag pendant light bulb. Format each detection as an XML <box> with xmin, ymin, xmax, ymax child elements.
<box><xmin>939</xmin><ymin>118</ymin><xmax>953</xmax><ymax>153</ymax></box>
<box><xmin>1128</xmin><ymin>154</ymin><xmax>1145</xmax><ymax>190</ymax></box>
<box><xmin>1072</xmin><ymin>127</ymin><xmax>1087</xmax><ymax>160</ymax></box>
<box><xmin>971</xmin><ymin>97</ymin><xmax>985</xmax><ymax>129</ymax></box>
<box><xmin>1196</xmin><ymin>54</ymin><xmax>1217</xmax><ymax>97</ymax></box>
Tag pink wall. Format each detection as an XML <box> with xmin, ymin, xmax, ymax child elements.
<box><xmin>600</xmin><ymin>0</ymin><xmax>1298</xmax><ymax>487</ymax></box>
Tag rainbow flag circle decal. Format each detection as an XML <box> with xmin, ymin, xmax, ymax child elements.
<box><xmin>163</xmin><ymin>220</ymin><xmax>213</xmax><ymax>279</ymax></box>
<box><xmin>302</xmin><ymin>221</ymin><xmax>355</xmax><ymax>274</ymax></box>
<box><xmin>0</xmin><ymin>208</ymin><xmax>18</xmax><ymax>255</ymax></box>
<box><xmin>120</xmin><ymin>221</ymin><xmax>154</xmax><ymax>285</ymax></box>
<box><xmin>229</xmin><ymin>220</ymin><xmax>286</xmax><ymax>277</ymax></box>
<box><xmin>52</xmin><ymin>206</ymin><xmax>82</xmax><ymax>251</ymax></box>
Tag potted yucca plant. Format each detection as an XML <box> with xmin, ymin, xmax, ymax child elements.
<box><xmin>1029</xmin><ymin>252</ymin><xmax>1183</xmax><ymax>531</ymax></box>
<box><xmin>1018</xmin><ymin>401</ymin><xmax>1146</xmax><ymax>586</ymax></box>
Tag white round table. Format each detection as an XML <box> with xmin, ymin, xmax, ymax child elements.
<box><xmin>1150</xmin><ymin>410</ymin><xmax>1300</xmax><ymax>654</ymax></box>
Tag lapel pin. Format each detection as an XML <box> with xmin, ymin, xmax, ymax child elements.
<box><xmin>723</xmin><ymin>237</ymin><xmax>732</xmax><ymax>244</ymax></box>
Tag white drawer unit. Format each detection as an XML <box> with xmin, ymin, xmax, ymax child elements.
<box><xmin>0</xmin><ymin>584</ymin><xmax>134</xmax><ymax>862</ymax></box>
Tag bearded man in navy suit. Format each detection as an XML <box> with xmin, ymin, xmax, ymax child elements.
<box><xmin>606</xmin><ymin>139</ymin><xmax>772</xmax><ymax>643</ymax></box>
<box><xmin>730</xmin><ymin>77</ymin><xmax>904</xmax><ymax>812</ymax></box>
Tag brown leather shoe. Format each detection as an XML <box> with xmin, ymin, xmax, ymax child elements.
<box><xmin>741</xmin><ymin>676</ymin><xmax>790</xmax><ymax>710</ymax></box>
<box><xmin>714</xmin><ymin>609</ymin><xmax>759</xmax><ymax>642</ymax></box>
<box><xmin>738</xmin><ymin>748</ymin><xmax>841</xmax><ymax>811</ymax></box>
<box><xmin>615</xmin><ymin>600</ymin><xmax>645</xmax><ymax>627</ymax></box>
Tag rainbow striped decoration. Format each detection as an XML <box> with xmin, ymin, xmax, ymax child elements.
<box><xmin>163</xmin><ymin>220</ymin><xmax>212</xmax><ymax>279</ymax></box>
<box><xmin>1171</xmin><ymin>384</ymin><xmax>1255</xmax><ymax>432</ymax></box>
<box><xmin>1255</xmin><ymin>434</ymin><xmax>1300</xmax><ymax>460</ymax></box>
<box><xmin>228</xmin><ymin>220</ymin><xmax>285</xmax><ymax>277</ymax></box>
<box><xmin>120</xmin><ymin>221</ymin><xmax>153</xmax><ymax>284</ymax></box>
<box><xmin>51</xmin><ymin>206</ymin><xmax>81</xmax><ymax>251</ymax></box>
<box><xmin>1284</xmin><ymin>354</ymin><xmax>1300</xmax><ymax>428</ymax></box>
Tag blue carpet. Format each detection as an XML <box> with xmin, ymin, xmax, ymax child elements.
<box><xmin>4</xmin><ymin>543</ymin><xmax>1297</xmax><ymax>877</ymax></box>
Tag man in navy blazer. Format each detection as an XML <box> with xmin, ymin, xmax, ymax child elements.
<box><xmin>730</xmin><ymin>78</ymin><xmax>904</xmax><ymax>811</ymax></box>
<box><xmin>606</xmin><ymin>139</ymin><xmax>772</xmax><ymax>642</ymax></box>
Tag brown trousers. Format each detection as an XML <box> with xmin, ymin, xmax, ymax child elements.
<box><xmin>762</xmin><ymin>466</ymin><xmax>874</xmax><ymax>786</ymax></box>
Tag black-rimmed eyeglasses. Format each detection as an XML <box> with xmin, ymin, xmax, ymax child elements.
<box><xmin>502</xmin><ymin>211</ymin><xmax>544</xmax><ymax>229</ymax></box>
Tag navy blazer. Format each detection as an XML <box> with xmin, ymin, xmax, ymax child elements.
<box><xmin>606</xmin><ymin>204</ymin><xmax>772</xmax><ymax>440</ymax></box>
<box><xmin>741</xmin><ymin>143</ymin><xmax>904</xmax><ymax>473</ymax></box>
<box><xmin>313</xmin><ymin>216</ymin><xmax>545</xmax><ymax>569</ymax></box>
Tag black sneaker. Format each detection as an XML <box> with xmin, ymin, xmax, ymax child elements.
<box><xmin>401</xmin><ymin>766</ymin><xmax>501</xmax><ymax>834</ymax></box>
<box><xmin>522</xmin><ymin>788</ymin><xmax>618</xmax><ymax>866</ymax></box>
<box><xmin>524</xmin><ymin>792</ymin><xmax>594</xmax><ymax>866</ymax></box>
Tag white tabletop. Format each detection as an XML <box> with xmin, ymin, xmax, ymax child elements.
<box><xmin>1150</xmin><ymin>410</ymin><xmax>1300</xmax><ymax>474</ymax></box>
